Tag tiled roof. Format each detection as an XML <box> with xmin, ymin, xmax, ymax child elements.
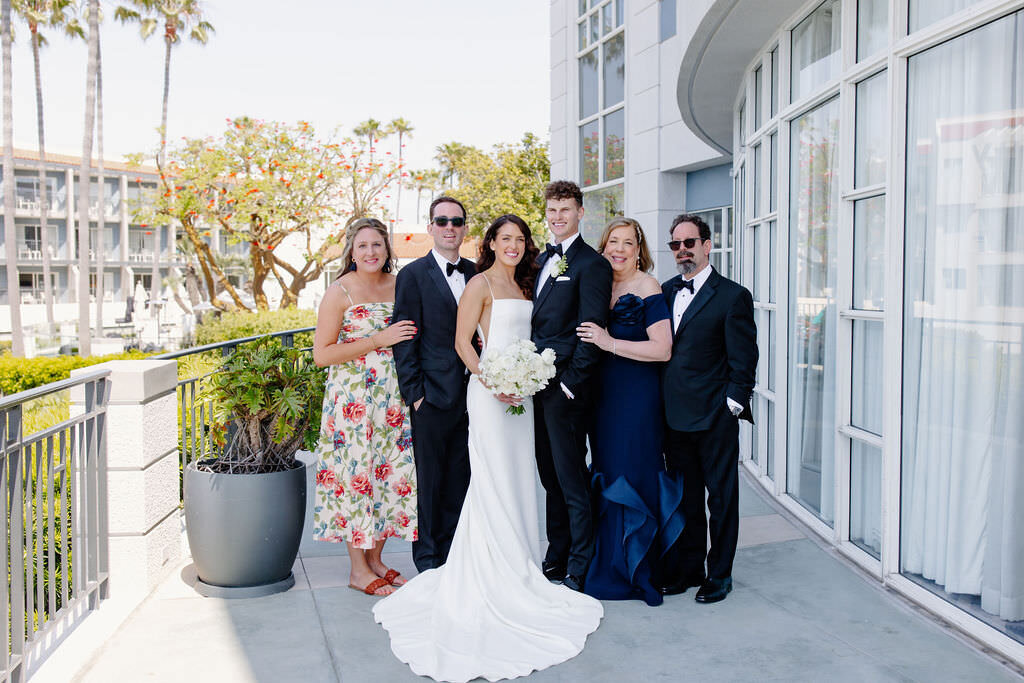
<box><xmin>11</xmin><ymin>148</ymin><xmax>160</xmax><ymax>176</ymax></box>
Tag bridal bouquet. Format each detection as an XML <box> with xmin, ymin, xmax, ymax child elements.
<box><xmin>478</xmin><ymin>338</ymin><xmax>557</xmax><ymax>415</ymax></box>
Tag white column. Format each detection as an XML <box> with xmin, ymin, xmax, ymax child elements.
<box><xmin>70</xmin><ymin>359</ymin><xmax>182</xmax><ymax>597</ymax></box>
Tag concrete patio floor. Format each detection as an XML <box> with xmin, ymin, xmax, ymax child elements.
<box><xmin>63</xmin><ymin>473</ymin><xmax>1022</xmax><ymax>682</ymax></box>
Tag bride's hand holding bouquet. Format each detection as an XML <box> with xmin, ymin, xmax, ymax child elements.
<box><xmin>478</xmin><ymin>339</ymin><xmax>557</xmax><ymax>415</ymax></box>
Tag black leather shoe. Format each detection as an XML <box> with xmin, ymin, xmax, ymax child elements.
<box><xmin>561</xmin><ymin>574</ymin><xmax>584</xmax><ymax>592</ymax></box>
<box><xmin>542</xmin><ymin>561</ymin><xmax>567</xmax><ymax>582</ymax></box>
<box><xmin>694</xmin><ymin>577</ymin><xmax>732</xmax><ymax>603</ymax></box>
<box><xmin>658</xmin><ymin>574</ymin><xmax>706</xmax><ymax>596</ymax></box>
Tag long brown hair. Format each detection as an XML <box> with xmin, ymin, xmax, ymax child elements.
<box><xmin>477</xmin><ymin>214</ymin><xmax>540</xmax><ymax>299</ymax></box>
<box><xmin>339</xmin><ymin>217</ymin><xmax>395</xmax><ymax>274</ymax></box>
<box><xmin>597</xmin><ymin>217</ymin><xmax>654</xmax><ymax>273</ymax></box>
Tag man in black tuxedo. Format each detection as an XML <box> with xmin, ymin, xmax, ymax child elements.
<box><xmin>393</xmin><ymin>196</ymin><xmax>476</xmax><ymax>572</ymax></box>
<box><xmin>659</xmin><ymin>213</ymin><xmax>757</xmax><ymax>604</ymax></box>
<box><xmin>531</xmin><ymin>180</ymin><xmax>613</xmax><ymax>592</ymax></box>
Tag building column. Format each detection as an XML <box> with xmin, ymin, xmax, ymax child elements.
<box><xmin>70</xmin><ymin>359</ymin><xmax>182</xmax><ymax>597</ymax></box>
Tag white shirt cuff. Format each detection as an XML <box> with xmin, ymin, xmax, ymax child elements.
<box><xmin>727</xmin><ymin>397</ymin><xmax>743</xmax><ymax>415</ymax></box>
<box><xmin>560</xmin><ymin>382</ymin><xmax>575</xmax><ymax>400</ymax></box>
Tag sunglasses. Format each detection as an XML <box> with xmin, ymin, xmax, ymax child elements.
<box><xmin>667</xmin><ymin>237</ymin><xmax>705</xmax><ymax>251</ymax></box>
<box><xmin>433</xmin><ymin>216</ymin><xmax>466</xmax><ymax>228</ymax></box>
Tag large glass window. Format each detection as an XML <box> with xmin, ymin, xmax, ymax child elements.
<box><xmin>909</xmin><ymin>0</ymin><xmax>977</xmax><ymax>33</ymax></box>
<box><xmin>578</xmin><ymin>0</ymin><xmax>625</xmax><ymax>242</ymax></box>
<box><xmin>787</xmin><ymin>97</ymin><xmax>840</xmax><ymax>525</ymax></box>
<box><xmin>791</xmin><ymin>0</ymin><xmax>842</xmax><ymax>101</ymax></box>
<box><xmin>855</xmin><ymin>72</ymin><xmax>887</xmax><ymax>187</ymax></box>
<box><xmin>857</xmin><ymin>0</ymin><xmax>888</xmax><ymax>60</ymax></box>
<box><xmin>902</xmin><ymin>9</ymin><xmax>1024</xmax><ymax>643</ymax></box>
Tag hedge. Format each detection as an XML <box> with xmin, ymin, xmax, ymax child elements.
<box><xmin>0</xmin><ymin>350</ymin><xmax>154</xmax><ymax>396</ymax></box>
<box><xmin>195</xmin><ymin>308</ymin><xmax>317</xmax><ymax>348</ymax></box>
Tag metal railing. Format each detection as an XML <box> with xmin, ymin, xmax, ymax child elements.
<box><xmin>152</xmin><ymin>327</ymin><xmax>315</xmax><ymax>500</ymax></box>
<box><xmin>2</xmin><ymin>370</ymin><xmax>110</xmax><ymax>683</ymax></box>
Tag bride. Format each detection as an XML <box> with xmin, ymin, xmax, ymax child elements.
<box><xmin>373</xmin><ymin>214</ymin><xmax>603</xmax><ymax>682</ymax></box>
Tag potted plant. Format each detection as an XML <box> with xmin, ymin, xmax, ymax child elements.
<box><xmin>184</xmin><ymin>338</ymin><xmax>325</xmax><ymax>597</ymax></box>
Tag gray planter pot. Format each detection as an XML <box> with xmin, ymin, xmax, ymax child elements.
<box><xmin>184</xmin><ymin>459</ymin><xmax>307</xmax><ymax>598</ymax></box>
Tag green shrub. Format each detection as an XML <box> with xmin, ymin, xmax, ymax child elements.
<box><xmin>0</xmin><ymin>350</ymin><xmax>154</xmax><ymax>396</ymax></box>
<box><xmin>195</xmin><ymin>308</ymin><xmax>316</xmax><ymax>348</ymax></box>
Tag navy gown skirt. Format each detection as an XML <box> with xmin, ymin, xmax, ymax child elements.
<box><xmin>585</xmin><ymin>293</ymin><xmax>684</xmax><ymax>606</ymax></box>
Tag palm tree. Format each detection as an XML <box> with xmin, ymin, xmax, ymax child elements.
<box><xmin>76</xmin><ymin>0</ymin><xmax>98</xmax><ymax>356</ymax></box>
<box><xmin>14</xmin><ymin>1</ymin><xmax>82</xmax><ymax>331</ymax></box>
<box><xmin>408</xmin><ymin>168</ymin><xmax>440</xmax><ymax>225</ymax></box>
<box><xmin>353</xmin><ymin>118</ymin><xmax>385</xmax><ymax>167</ymax></box>
<box><xmin>2</xmin><ymin>0</ymin><xmax>24</xmax><ymax>356</ymax></box>
<box><xmin>114</xmin><ymin>0</ymin><xmax>213</xmax><ymax>316</ymax></box>
<box><xmin>388</xmin><ymin>117</ymin><xmax>413</xmax><ymax>240</ymax></box>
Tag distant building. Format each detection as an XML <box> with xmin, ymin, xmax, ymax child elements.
<box><xmin>551</xmin><ymin>0</ymin><xmax>1024</xmax><ymax>665</ymax></box>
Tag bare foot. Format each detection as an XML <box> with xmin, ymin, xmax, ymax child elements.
<box><xmin>349</xmin><ymin>570</ymin><xmax>395</xmax><ymax>596</ymax></box>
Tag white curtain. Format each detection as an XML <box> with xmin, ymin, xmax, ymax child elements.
<box><xmin>902</xmin><ymin>11</ymin><xmax>1024</xmax><ymax>622</ymax></box>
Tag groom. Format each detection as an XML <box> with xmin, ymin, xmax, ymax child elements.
<box><xmin>393</xmin><ymin>196</ymin><xmax>476</xmax><ymax>572</ymax></box>
<box><xmin>532</xmin><ymin>180</ymin><xmax>613</xmax><ymax>591</ymax></box>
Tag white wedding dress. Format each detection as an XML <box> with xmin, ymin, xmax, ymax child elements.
<box><xmin>373</xmin><ymin>298</ymin><xmax>603</xmax><ymax>683</ymax></box>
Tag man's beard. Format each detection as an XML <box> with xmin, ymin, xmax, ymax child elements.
<box><xmin>676</xmin><ymin>258</ymin><xmax>697</xmax><ymax>275</ymax></box>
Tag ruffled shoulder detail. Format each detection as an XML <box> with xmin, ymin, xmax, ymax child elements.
<box><xmin>610</xmin><ymin>293</ymin><xmax>646</xmax><ymax>327</ymax></box>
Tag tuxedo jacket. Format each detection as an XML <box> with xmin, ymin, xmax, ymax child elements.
<box><xmin>531</xmin><ymin>237</ymin><xmax>613</xmax><ymax>395</ymax></box>
<box><xmin>661</xmin><ymin>268</ymin><xmax>758</xmax><ymax>432</ymax></box>
<box><xmin>393</xmin><ymin>254</ymin><xmax>476</xmax><ymax>411</ymax></box>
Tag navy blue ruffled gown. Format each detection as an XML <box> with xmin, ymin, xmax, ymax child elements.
<box><xmin>585</xmin><ymin>293</ymin><xmax>684</xmax><ymax>606</ymax></box>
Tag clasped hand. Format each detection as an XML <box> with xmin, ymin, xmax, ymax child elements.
<box><xmin>576</xmin><ymin>322</ymin><xmax>612</xmax><ymax>351</ymax></box>
<box><xmin>374</xmin><ymin>320</ymin><xmax>417</xmax><ymax>348</ymax></box>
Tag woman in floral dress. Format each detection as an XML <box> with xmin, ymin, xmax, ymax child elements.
<box><xmin>312</xmin><ymin>217</ymin><xmax>419</xmax><ymax>597</ymax></box>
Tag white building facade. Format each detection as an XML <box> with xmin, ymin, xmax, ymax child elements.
<box><xmin>551</xmin><ymin>0</ymin><xmax>1024</xmax><ymax>664</ymax></box>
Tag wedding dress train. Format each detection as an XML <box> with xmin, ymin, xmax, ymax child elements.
<box><xmin>373</xmin><ymin>298</ymin><xmax>603</xmax><ymax>682</ymax></box>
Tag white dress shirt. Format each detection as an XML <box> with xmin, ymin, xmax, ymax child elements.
<box><xmin>671</xmin><ymin>263</ymin><xmax>714</xmax><ymax>332</ymax></box>
<box><xmin>671</xmin><ymin>265</ymin><xmax>743</xmax><ymax>416</ymax></box>
<box><xmin>536</xmin><ymin>231</ymin><xmax>580</xmax><ymax>297</ymax></box>
<box><xmin>431</xmin><ymin>249</ymin><xmax>467</xmax><ymax>303</ymax></box>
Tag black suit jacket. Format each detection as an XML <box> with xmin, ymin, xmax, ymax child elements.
<box><xmin>531</xmin><ymin>236</ymin><xmax>613</xmax><ymax>394</ymax></box>
<box><xmin>662</xmin><ymin>268</ymin><xmax>758</xmax><ymax>432</ymax></box>
<box><xmin>393</xmin><ymin>254</ymin><xmax>476</xmax><ymax>410</ymax></box>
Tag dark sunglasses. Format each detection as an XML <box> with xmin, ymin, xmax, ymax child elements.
<box><xmin>667</xmin><ymin>237</ymin><xmax>705</xmax><ymax>251</ymax></box>
<box><xmin>433</xmin><ymin>216</ymin><xmax>466</xmax><ymax>228</ymax></box>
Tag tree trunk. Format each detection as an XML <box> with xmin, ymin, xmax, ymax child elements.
<box><xmin>152</xmin><ymin>34</ymin><xmax>172</xmax><ymax>320</ymax></box>
<box><xmin>77</xmin><ymin>0</ymin><xmax>99</xmax><ymax>356</ymax></box>
<box><xmin>31</xmin><ymin>25</ymin><xmax>54</xmax><ymax>329</ymax></box>
<box><xmin>94</xmin><ymin>38</ymin><xmax>105</xmax><ymax>339</ymax></box>
<box><xmin>2</xmin><ymin>0</ymin><xmax>24</xmax><ymax>356</ymax></box>
<box><xmin>393</xmin><ymin>130</ymin><xmax>403</xmax><ymax>246</ymax></box>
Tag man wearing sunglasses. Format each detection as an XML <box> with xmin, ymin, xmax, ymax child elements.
<box><xmin>658</xmin><ymin>213</ymin><xmax>757</xmax><ymax>604</ymax></box>
<box><xmin>393</xmin><ymin>196</ymin><xmax>476</xmax><ymax>572</ymax></box>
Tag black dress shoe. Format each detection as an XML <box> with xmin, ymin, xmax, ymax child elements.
<box><xmin>561</xmin><ymin>574</ymin><xmax>584</xmax><ymax>592</ymax></box>
<box><xmin>694</xmin><ymin>577</ymin><xmax>732</xmax><ymax>603</ymax></box>
<box><xmin>542</xmin><ymin>562</ymin><xmax>567</xmax><ymax>582</ymax></box>
<box><xmin>658</xmin><ymin>574</ymin><xmax>706</xmax><ymax>596</ymax></box>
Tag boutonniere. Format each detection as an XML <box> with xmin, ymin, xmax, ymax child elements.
<box><xmin>552</xmin><ymin>254</ymin><xmax>569</xmax><ymax>277</ymax></box>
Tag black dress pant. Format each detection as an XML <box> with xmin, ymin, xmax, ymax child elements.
<box><xmin>410</xmin><ymin>398</ymin><xmax>470</xmax><ymax>572</ymax></box>
<box><xmin>534</xmin><ymin>383</ymin><xmax>593</xmax><ymax>577</ymax></box>
<box><xmin>663</xmin><ymin>404</ymin><xmax>740</xmax><ymax>582</ymax></box>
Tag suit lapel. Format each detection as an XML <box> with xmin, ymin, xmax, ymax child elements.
<box><xmin>675</xmin><ymin>269</ymin><xmax>720</xmax><ymax>339</ymax></box>
<box><xmin>425</xmin><ymin>257</ymin><xmax>458</xmax><ymax>310</ymax></box>
<box><xmin>532</xmin><ymin>251</ymin><xmax>553</xmax><ymax>320</ymax></box>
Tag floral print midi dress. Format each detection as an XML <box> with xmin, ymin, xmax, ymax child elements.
<box><xmin>313</xmin><ymin>299</ymin><xmax>418</xmax><ymax>549</ymax></box>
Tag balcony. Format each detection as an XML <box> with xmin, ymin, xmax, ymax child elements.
<box><xmin>128</xmin><ymin>251</ymin><xmax>156</xmax><ymax>263</ymax></box>
<box><xmin>5</xmin><ymin>344</ymin><xmax>1021</xmax><ymax>682</ymax></box>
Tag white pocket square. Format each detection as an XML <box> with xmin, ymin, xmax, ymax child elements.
<box><xmin>555</xmin><ymin>276</ymin><xmax>571</xmax><ymax>281</ymax></box>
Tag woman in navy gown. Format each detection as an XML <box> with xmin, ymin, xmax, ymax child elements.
<box><xmin>576</xmin><ymin>217</ymin><xmax>682</xmax><ymax>606</ymax></box>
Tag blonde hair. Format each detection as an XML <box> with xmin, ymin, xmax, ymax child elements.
<box><xmin>339</xmin><ymin>217</ymin><xmax>395</xmax><ymax>274</ymax></box>
<box><xmin>597</xmin><ymin>217</ymin><xmax>653</xmax><ymax>273</ymax></box>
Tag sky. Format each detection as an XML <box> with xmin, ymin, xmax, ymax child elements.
<box><xmin>6</xmin><ymin>0</ymin><xmax>551</xmax><ymax>175</ymax></box>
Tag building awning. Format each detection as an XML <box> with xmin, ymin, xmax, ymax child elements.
<box><xmin>676</xmin><ymin>0</ymin><xmax>806</xmax><ymax>155</ymax></box>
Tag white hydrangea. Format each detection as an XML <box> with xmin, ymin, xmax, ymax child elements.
<box><xmin>478</xmin><ymin>338</ymin><xmax>557</xmax><ymax>414</ymax></box>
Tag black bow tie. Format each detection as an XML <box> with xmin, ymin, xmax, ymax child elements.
<box><xmin>545</xmin><ymin>243</ymin><xmax>563</xmax><ymax>258</ymax></box>
<box><xmin>675</xmin><ymin>278</ymin><xmax>695</xmax><ymax>295</ymax></box>
<box><xmin>446</xmin><ymin>260</ymin><xmax>464</xmax><ymax>277</ymax></box>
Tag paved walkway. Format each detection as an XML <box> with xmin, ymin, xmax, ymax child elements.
<box><xmin>68</xmin><ymin>473</ymin><xmax>1020</xmax><ymax>682</ymax></box>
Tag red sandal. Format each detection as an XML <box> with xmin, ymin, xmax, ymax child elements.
<box><xmin>383</xmin><ymin>568</ymin><xmax>407</xmax><ymax>586</ymax></box>
<box><xmin>349</xmin><ymin>577</ymin><xmax>392</xmax><ymax>596</ymax></box>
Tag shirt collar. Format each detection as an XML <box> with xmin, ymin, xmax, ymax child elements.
<box><xmin>431</xmin><ymin>248</ymin><xmax>460</xmax><ymax>275</ymax></box>
<box><xmin>551</xmin><ymin>231</ymin><xmax>580</xmax><ymax>255</ymax></box>
<box><xmin>683</xmin><ymin>264</ymin><xmax>714</xmax><ymax>294</ymax></box>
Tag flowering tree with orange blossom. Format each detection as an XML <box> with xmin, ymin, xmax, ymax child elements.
<box><xmin>129</xmin><ymin>116</ymin><xmax>403</xmax><ymax>311</ymax></box>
